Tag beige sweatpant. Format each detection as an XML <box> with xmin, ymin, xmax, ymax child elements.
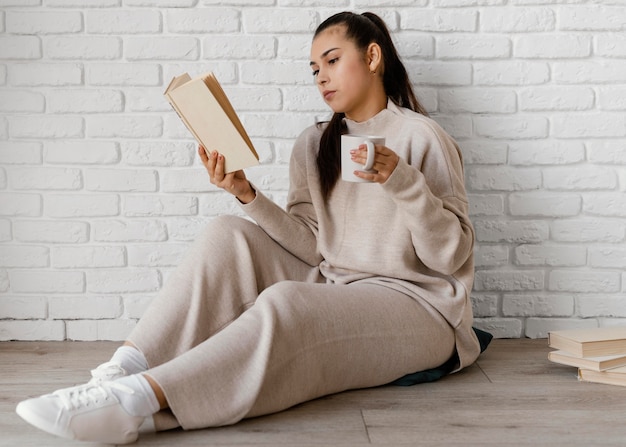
<box><xmin>127</xmin><ymin>215</ymin><xmax>455</xmax><ymax>431</ymax></box>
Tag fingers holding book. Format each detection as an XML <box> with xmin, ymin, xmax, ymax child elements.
<box><xmin>199</xmin><ymin>146</ymin><xmax>256</xmax><ymax>204</ymax></box>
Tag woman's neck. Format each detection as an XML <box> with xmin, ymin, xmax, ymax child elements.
<box><xmin>345</xmin><ymin>84</ymin><xmax>388</xmax><ymax>123</ymax></box>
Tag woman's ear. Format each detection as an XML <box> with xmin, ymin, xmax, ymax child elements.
<box><xmin>366</xmin><ymin>42</ymin><xmax>383</xmax><ymax>74</ymax></box>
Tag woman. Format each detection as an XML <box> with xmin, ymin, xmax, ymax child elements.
<box><xmin>16</xmin><ymin>11</ymin><xmax>482</xmax><ymax>444</ymax></box>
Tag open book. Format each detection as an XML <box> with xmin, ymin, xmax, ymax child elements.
<box><xmin>164</xmin><ymin>72</ymin><xmax>259</xmax><ymax>173</ymax></box>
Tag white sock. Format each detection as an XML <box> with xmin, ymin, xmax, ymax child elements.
<box><xmin>110</xmin><ymin>346</ymin><xmax>149</xmax><ymax>375</ymax></box>
<box><xmin>111</xmin><ymin>374</ymin><xmax>160</xmax><ymax>418</ymax></box>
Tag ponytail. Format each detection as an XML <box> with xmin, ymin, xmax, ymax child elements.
<box><xmin>314</xmin><ymin>12</ymin><xmax>428</xmax><ymax>201</ymax></box>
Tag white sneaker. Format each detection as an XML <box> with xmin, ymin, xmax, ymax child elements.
<box><xmin>89</xmin><ymin>361</ymin><xmax>127</xmax><ymax>384</ymax></box>
<box><xmin>16</xmin><ymin>381</ymin><xmax>144</xmax><ymax>444</ymax></box>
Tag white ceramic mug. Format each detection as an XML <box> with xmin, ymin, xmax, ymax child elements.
<box><xmin>340</xmin><ymin>134</ymin><xmax>385</xmax><ymax>183</ymax></box>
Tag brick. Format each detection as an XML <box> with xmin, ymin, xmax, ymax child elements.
<box><xmin>160</xmin><ymin>168</ymin><xmax>216</xmax><ymax>193</ymax></box>
<box><xmin>514</xmin><ymin>244</ymin><xmax>586</xmax><ymax>267</ymax></box>
<box><xmin>13</xmin><ymin>220</ymin><xmax>89</xmax><ymax>243</ymax></box>
<box><xmin>470</xmin><ymin>293</ymin><xmax>499</xmax><ymax>318</ymax></box>
<box><xmin>52</xmin><ymin>246</ymin><xmax>126</xmax><ymax>268</ymax></box>
<box><xmin>122</xmin><ymin>141</ymin><xmax>194</xmax><ymax>167</ymax></box>
<box><xmin>7</xmin><ymin>11</ymin><xmax>82</xmax><ymax>34</ymax></box>
<box><xmin>554</xmin><ymin>60</ymin><xmax>626</xmax><ymax>84</ymax></box>
<box><xmin>10</xmin><ymin>270</ymin><xmax>84</xmax><ymax>293</ymax></box>
<box><xmin>9</xmin><ymin>115</ymin><xmax>83</xmax><ymax>139</ymax></box>
<box><xmin>10</xmin><ymin>63</ymin><xmax>82</xmax><ymax>86</ymax></box>
<box><xmin>86</xmin><ymin>10</ymin><xmax>161</xmax><ymax>33</ymax></box>
<box><xmin>519</xmin><ymin>87</ymin><xmax>594</xmax><ymax>111</ymax></box>
<box><xmin>554</xmin><ymin>113</ymin><xmax>626</xmax><ymax>138</ymax></box>
<box><xmin>45</xmin><ymin>36</ymin><xmax>121</xmax><ymax>60</ymax></box>
<box><xmin>503</xmin><ymin>294</ymin><xmax>574</xmax><ymax>317</ymax></box>
<box><xmin>277</xmin><ymin>35</ymin><xmax>311</xmax><ymax>60</ymax></box>
<box><xmin>225</xmin><ymin>87</ymin><xmax>282</xmax><ymax>111</ymax></box>
<box><xmin>243</xmin><ymin>9</ymin><xmax>317</xmax><ymax>33</ymax></box>
<box><xmin>0</xmin><ymin>168</ymin><xmax>5</xmax><ymax>189</ymax></box>
<box><xmin>0</xmin><ymin>193</ymin><xmax>42</xmax><ymax>217</ymax></box>
<box><xmin>587</xmin><ymin>140</ymin><xmax>626</xmax><ymax>165</ymax></box>
<box><xmin>0</xmin><ymin>269</ymin><xmax>7</xmax><ymax>292</ymax></box>
<box><xmin>0</xmin><ymin>296</ymin><xmax>47</xmax><ymax>319</ymax></box>
<box><xmin>473</xmin><ymin>318</ymin><xmax>523</xmax><ymax>338</ymax></box>
<box><xmin>243</xmin><ymin>113</ymin><xmax>316</xmax><ymax>139</ymax></box>
<box><xmin>468</xmin><ymin>194</ymin><xmax>505</xmax><ymax>216</ymax></box>
<box><xmin>474</xmin><ymin>270</ymin><xmax>544</xmax><ymax>291</ymax></box>
<box><xmin>126</xmin><ymin>0</ymin><xmax>196</xmax><ymax>5</ymax></box>
<box><xmin>123</xmin><ymin>295</ymin><xmax>154</xmax><ymax>319</ymax></box>
<box><xmin>49</xmin><ymin>295</ymin><xmax>123</xmax><ymax>319</ymax></box>
<box><xmin>127</xmin><ymin>243</ymin><xmax>189</xmax><ymax>267</ymax></box>
<box><xmin>45</xmin><ymin>141</ymin><xmax>119</xmax><ymax>165</ymax></box>
<box><xmin>203</xmin><ymin>35</ymin><xmax>276</xmax><ymax>59</ymax></box>
<box><xmin>482</xmin><ymin>7</ymin><xmax>555</xmax><ymax>32</ymax></box>
<box><xmin>240</xmin><ymin>61</ymin><xmax>311</xmax><ymax>86</ymax></box>
<box><xmin>86</xmin><ymin>269</ymin><xmax>160</xmax><ymax>293</ymax></box>
<box><xmin>9</xmin><ymin>167</ymin><xmax>82</xmax><ymax>190</ymax></box>
<box><xmin>439</xmin><ymin>88</ymin><xmax>516</xmax><ymax>114</ymax></box>
<box><xmin>549</xmin><ymin>270</ymin><xmax>620</xmax><ymax>293</ymax></box>
<box><xmin>466</xmin><ymin>166</ymin><xmax>541</xmax><ymax>191</ymax></box>
<box><xmin>474</xmin><ymin>244</ymin><xmax>509</xmax><ymax>267</ymax></box>
<box><xmin>126</xmin><ymin>36</ymin><xmax>199</xmax><ymax>60</ymax></box>
<box><xmin>86</xmin><ymin>63</ymin><xmax>160</xmax><ymax>86</ymax></box>
<box><xmin>200</xmin><ymin>192</ymin><xmax>246</xmax><ymax>217</ymax></box>
<box><xmin>47</xmin><ymin>89</ymin><xmax>124</xmax><ymax>113</ymax></box>
<box><xmin>93</xmin><ymin>219</ymin><xmax>167</xmax><ymax>242</ymax></box>
<box><xmin>66</xmin><ymin>319</ymin><xmax>135</xmax><ymax>341</ymax></box>
<box><xmin>0</xmin><ymin>142</ymin><xmax>42</xmax><ymax>164</ymax></box>
<box><xmin>525</xmin><ymin>318</ymin><xmax>597</xmax><ymax>339</ymax></box>
<box><xmin>474</xmin><ymin>116</ymin><xmax>548</xmax><ymax>139</ymax></box>
<box><xmin>85</xmin><ymin>169</ymin><xmax>157</xmax><ymax>192</ymax></box>
<box><xmin>166</xmin><ymin>8</ymin><xmax>239</xmax><ymax>33</ymax></box>
<box><xmin>46</xmin><ymin>0</ymin><xmax>120</xmax><ymax>6</ymax></box>
<box><xmin>584</xmin><ymin>193</ymin><xmax>626</xmax><ymax>217</ymax></box>
<box><xmin>86</xmin><ymin>115</ymin><xmax>162</xmax><ymax>138</ymax></box>
<box><xmin>559</xmin><ymin>6</ymin><xmax>626</xmax><ymax>31</ymax></box>
<box><xmin>543</xmin><ymin>166</ymin><xmax>617</xmax><ymax>190</ymax></box>
<box><xmin>597</xmin><ymin>86</ymin><xmax>626</xmax><ymax>111</ymax></box>
<box><xmin>0</xmin><ymin>219</ymin><xmax>11</xmax><ymax>242</ymax></box>
<box><xmin>0</xmin><ymin>320</ymin><xmax>65</xmax><ymax>342</ymax></box>
<box><xmin>166</xmin><ymin>217</ymin><xmax>211</xmax><ymax>241</ymax></box>
<box><xmin>401</xmin><ymin>9</ymin><xmax>477</xmax><ymax>32</ymax></box>
<box><xmin>474</xmin><ymin>61</ymin><xmax>549</xmax><ymax>85</ymax></box>
<box><xmin>508</xmin><ymin>140</ymin><xmax>585</xmax><ymax>165</ymax></box>
<box><xmin>515</xmin><ymin>34</ymin><xmax>591</xmax><ymax>58</ymax></box>
<box><xmin>405</xmin><ymin>61</ymin><xmax>472</xmax><ymax>86</ymax></box>
<box><xmin>0</xmin><ymin>245</ymin><xmax>49</xmax><ymax>268</ymax></box>
<box><xmin>0</xmin><ymin>91</ymin><xmax>45</xmax><ymax>113</ymax></box>
<box><xmin>474</xmin><ymin>219</ymin><xmax>549</xmax><ymax>243</ymax></box>
<box><xmin>434</xmin><ymin>115</ymin><xmax>473</xmax><ymax>139</ymax></box>
<box><xmin>578</xmin><ymin>295</ymin><xmax>626</xmax><ymax>318</ymax></box>
<box><xmin>0</xmin><ymin>36</ymin><xmax>41</xmax><ymax>59</ymax></box>
<box><xmin>45</xmin><ymin>194</ymin><xmax>119</xmax><ymax>218</ymax></box>
<box><xmin>551</xmin><ymin>218</ymin><xmax>625</xmax><ymax>243</ymax></box>
<box><xmin>509</xmin><ymin>192</ymin><xmax>581</xmax><ymax>217</ymax></box>
<box><xmin>437</xmin><ymin>35</ymin><xmax>511</xmax><ymax>59</ymax></box>
<box><xmin>124</xmin><ymin>195</ymin><xmax>198</xmax><ymax>217</ymax></box>
<box><xmin>460</xmin><ymin>141</ymin><xmax>507</xmax><ymax>165</ymax></box>
<box><xmin>589</xmin><ymin>246</ymin><xmax>626</xmax><ymax>269</ymax></box>
<box><xmin>595</xmin><ymin>33</ymin><xmax>626</xmax><ymax>58</ymax></box>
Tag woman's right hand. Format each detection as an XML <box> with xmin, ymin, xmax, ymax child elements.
<box><xmin>198</xmin><ymin>146</ymin><xmax>256</xmax><ymax>204</ymax></box>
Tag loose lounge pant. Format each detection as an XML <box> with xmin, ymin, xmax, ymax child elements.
<box><xmin>127</xmin><ymin>215</ymin><xmax>455</xmax><ymax>431</ymax></box>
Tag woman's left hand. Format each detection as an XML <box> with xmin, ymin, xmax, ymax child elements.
<box><xmin>350</xmin><ymin>144</ymin><xmax>399</xmax><ymax>184</ymax></box>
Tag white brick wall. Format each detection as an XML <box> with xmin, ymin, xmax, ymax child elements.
<box><xmin>0</xmin><ymin>1</ymin><xmax>624</xmax><ymax>341</ymax></box>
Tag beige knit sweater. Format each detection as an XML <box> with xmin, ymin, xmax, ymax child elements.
<box><xmin>242</xmin><ymin>100</ymin><xmax>481</xmax><ymax>370</ymax></box>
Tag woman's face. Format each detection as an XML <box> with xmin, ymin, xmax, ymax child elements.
<box><xmin>310</xmin><ymin>26</ymin><xmax>378</xmax><ymax>121</ymax></box>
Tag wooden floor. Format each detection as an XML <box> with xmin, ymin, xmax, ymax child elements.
<box><xmin>2</xmin><ymin>339</ymin><xmax>626</xmax><ymax>446</ymax></box>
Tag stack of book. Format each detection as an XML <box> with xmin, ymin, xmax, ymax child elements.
<box><xmin>548</xmin><ymin>326</ymin><xmax>626</xmax><ymax>387</ymax></box>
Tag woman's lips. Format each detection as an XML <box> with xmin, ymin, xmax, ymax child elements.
<box><xmin>323</xmin><ymin>90</ymin><xmax>336</xmax><ymax>101</ymax></box>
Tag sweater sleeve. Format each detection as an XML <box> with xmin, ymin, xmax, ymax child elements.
<box><xmin>381</xmin><ymin>125</ymin><xmax>474</xmax><ymax>276</ymax></box>
<box><xmin>238</xmin><ymin>132</ymin><xmax>322</xmax><ymax>267</ymax></box>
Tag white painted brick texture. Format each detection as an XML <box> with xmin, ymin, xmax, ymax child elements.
<box><xmin>1</xmin><ymin>2</ymin><xmax>625</xmax><ymax>341</ymax></box>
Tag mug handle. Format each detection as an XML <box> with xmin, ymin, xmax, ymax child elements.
<box><xmin>363</xmin><ymin>140</ymin><xmax>376</xmax><ymax>171</ymax></box>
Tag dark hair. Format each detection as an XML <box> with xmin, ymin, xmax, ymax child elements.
<box><xmin>314</xmin><ymin>11</ymin><xmax>428</xmax><ymax>200</ymax></box>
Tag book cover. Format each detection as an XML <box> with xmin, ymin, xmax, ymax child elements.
<box><xmin>578</xmin><ymin>365</ymin><xmax>626</xmax><ymax>387</ymax></box>
<box><xmin>548</xmin><ymin>350</ymin><xmax>626</xmax><ymax>371</ymax></box>
<box><xmin>548</xmin><ymin>326</ymin><xmax>626</xmax><ymax>358</ymax></box>
<box><xmin>164</xmin><ymin>72</ymin><xmax>259</xmax><ymax>174</ymax></box>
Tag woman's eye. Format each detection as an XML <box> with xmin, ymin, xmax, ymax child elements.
<box><xmin>328</xmin><ymin>58</ymin><xmax>338</xmax><ymax>65</ymax></box>
<box><xmin>312</xmin><ymin>69</ymin><xmax>319</xmax><ymax>77</ymax></box>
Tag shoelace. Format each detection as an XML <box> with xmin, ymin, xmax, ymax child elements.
<box><xmin>54</xmin><ymin>381</ymin><xmax>135</xmax><ymax>411</ymax></box>
<box><xmin>90</xmin><ymin>361</ymin><xmax>127</xmax><ymax>382</ymax></box>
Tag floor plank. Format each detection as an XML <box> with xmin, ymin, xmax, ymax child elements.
<box><xmin>2</xmin><ymin>339</ymin><xmax>626</xmax><ymax>446</ymax></box>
